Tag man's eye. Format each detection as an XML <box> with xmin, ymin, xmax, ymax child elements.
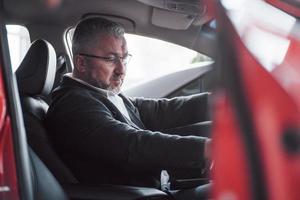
<box><xmin>106</xmin><ymin>57</ymin><xmax>116</xmax><ymax>62</ymax></box>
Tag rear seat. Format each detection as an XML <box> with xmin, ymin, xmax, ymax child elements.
<box><xmin>54</xmin><ymin>52</ymin><xmax>73</xmax><ymax>89</ymax></box>
<box><xmin>15</xmin><ymin>39</ymin><xmax>170</xmax><ymax>200</ymax></box>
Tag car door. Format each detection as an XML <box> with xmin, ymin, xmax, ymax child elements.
<box><xmin>0</xmin><ymin>15</ymin><xmax>33</xmax><ymax>200</ymax></box>
<box><xmin>212</xmin><ymin>1</ymin><xmax>300</xmax><ymax>200</ymax></box>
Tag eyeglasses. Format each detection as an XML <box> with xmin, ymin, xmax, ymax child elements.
<box><xmin>78</xmin><ymin>53</ymin><xmax>132</xmax><ymax>65</ymax></box>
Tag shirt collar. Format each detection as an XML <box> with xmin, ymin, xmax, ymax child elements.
<box><xmin>65</xmin><ymin>73</ymin><xmax>118</xmax><ymax>98</ymax></box>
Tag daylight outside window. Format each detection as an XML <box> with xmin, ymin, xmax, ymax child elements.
<box><xmin>124</xmin><ymin>34</ymin><xmax>211</xmax><ymax>89</ymax></box>
<box><xmin>6</xmin><ymin>25</ymin><xmax>31</xmax><ymax>72</ymax></box>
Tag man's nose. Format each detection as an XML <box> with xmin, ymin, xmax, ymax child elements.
<box><xmin>114</xmin><ymin>60</ymin><xmax>126</xmax><ymax>74</ymax></box>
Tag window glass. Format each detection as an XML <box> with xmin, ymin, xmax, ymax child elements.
<box><xmin>65</xmin><ymin>28</ymin><xmax>211</xmax><ymax>89</ymax></box>
<box><xmin>167</xmin><ymin>70</ymin><xmax>214</xmax><ymax>98</ymax></box>
<box><xmin>124</xmin><ymin>34</ymin><xmax>211</xmax><ymax>89</ymax></box>
<box><xmin>6</xmin><ymin>25</ymin><xmax>31</xmax><ymax>72</ymax></box>
<box><xmin>65</xmin><ymin>28</ymin><xmax>74</xmax><ymax>58</ymax></box>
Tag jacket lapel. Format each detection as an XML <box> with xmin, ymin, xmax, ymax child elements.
<box><xmin>119</xmin><ymin>94</ymin><xmax>146</xmax><ymax>129</ymax></box>
<box><xmin>58</xmin><ymin>77</ymin><xmax>145</xmax><ymax>129</ymax></box>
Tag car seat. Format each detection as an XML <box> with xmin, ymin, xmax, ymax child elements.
<box><xmin>15</xmin><ymin>39</ymin><xmax>170</xmax><ymax>200</ymax></box>
<box><xmin>15</xmin><ymin>39</ymin><xmax>79</xmax><ymax>185</ymax></box>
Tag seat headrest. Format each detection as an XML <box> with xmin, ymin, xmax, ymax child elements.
<box><xmin>16</xmin><ymin>39</ymin><xmax>56</xmax><ymax>96</ymax></box>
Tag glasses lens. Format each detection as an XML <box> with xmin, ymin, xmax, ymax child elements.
<box><xmin>123</xmin><ymin>54</ymin><xmax>132</xmax><ymax>65</ymax></box>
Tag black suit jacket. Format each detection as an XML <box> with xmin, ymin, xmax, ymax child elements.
<box><xmin>45</xmin><ymin>76</ymin><xmax>210</xmax><ymax>187</ymax></box>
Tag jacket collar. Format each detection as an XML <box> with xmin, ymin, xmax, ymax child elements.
<box><xmin>54</xmin><ymin>76</ymin><xmax>107</xmax><ymax>97</ymax></box>
<box><xmin>54</xmin><ymin>76</ymin><xmax>146</xmax><ymax>129</ymax></box>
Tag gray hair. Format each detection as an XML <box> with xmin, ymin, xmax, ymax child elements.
<box><xmin>72</xmin><ymin>17</ymin><xmax>125</xmax><ymax>55</ymax></box>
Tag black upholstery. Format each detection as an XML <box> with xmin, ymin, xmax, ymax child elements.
<box><xmin>16</xmin><ymin>39</ymin><xmax>171</xmax><ymax>200</ymax></box>
<box><xmin>16</xmin><ymin>39</ymin><xmax>56</xmax><ymax>96</ymax></box>
<box><xmin>16</xmin><ymin>39</ymin><xmax>79</xmax><ymax>184</ymax></box>
<box><xmin>29</xmin><ymin>147</ymin><xmax>68</xmax><ymax>200</ymax></box>
<box><xmin>21</xmin><ymin>96</ymin><xmax>79</xmax><ymax>184</ymax></box>
<box><xmin>64</xmin><ymin>184</ymin><xmax>169</xmax><ymax>200</ymax></box>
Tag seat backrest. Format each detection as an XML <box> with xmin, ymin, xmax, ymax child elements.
<box><xmin>28</xmin><ymin>147</ymin><xmax>68</xmax><ymax>200</ymax></box>
<box><xmin>15</xmin><ymin>39</ymin><xmax>78</xmax><ymax>186</ymax></box>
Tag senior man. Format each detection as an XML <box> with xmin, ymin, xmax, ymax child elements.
<box><xmin>46</xmin><ymin>17</ymin><xmax>211</xmax><ymax>193</ymax></box>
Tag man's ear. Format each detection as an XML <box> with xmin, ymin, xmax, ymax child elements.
<box><xmin>74</xmin><ymin>55</ymin><xmax>86</xmax><ymax>73</ymax></box>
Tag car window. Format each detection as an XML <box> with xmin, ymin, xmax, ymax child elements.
<box><xmin>123</xmin><ymin>34</ymin><xmax>211</xmax><ymax>89</ymax></box>
<box><xmin>167</xmin><ymin>69</ymin><xmax>214</xmax><ymax>98</ymax></box>
<box><xmin>65</xmin><ymin>28</ymin><xmax>211</xmax><ymax>90</ymax></box>
<box><xmin>6</xmin><ymin>25</ymin><xmax>31</xmax><ymax>72</ymax></box>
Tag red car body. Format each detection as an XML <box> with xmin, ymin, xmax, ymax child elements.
<box><xmin>213</xmin><ymin>0</ymin><xmax>300</xmax><ymax>200</ymax></box>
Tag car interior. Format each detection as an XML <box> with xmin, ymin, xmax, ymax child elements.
<box><xmin>0</xmin><ymin>0</ymin><xmax>217</xmax><ymax>199</ymax></box>
<box><xmin>15</xmin><ymin>38</ymin><xmax>172</xmax><ymax>200</ymax></box>
<box><xmin>1</xmin><ymin>0</ymin><xmax>300</xmax><ymax>199</ymax></box>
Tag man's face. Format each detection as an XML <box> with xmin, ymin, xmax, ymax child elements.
<box><xmin>79</xmin><ymin>33</ymin><xmax>128</xmax><ymax>94</ymax></box>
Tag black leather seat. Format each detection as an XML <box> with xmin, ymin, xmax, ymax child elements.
<box><xmin>15</xmin><ymin>39</ymin><xmax>72</xmax><ymax>199</ymax></box>
<box><xmin>15</xmin><ymin>39</ymin><xmax>79</xmax><ymax>185</ymax></box>
<box><xmin>28</xmin><ymin>147</ymin><xmax>68</xmax><ymax>200</ymax></box>
<box><xmin>15</xmin><ymin>39</ymin><xmax>170</xmax><ymax>200</ymax></box>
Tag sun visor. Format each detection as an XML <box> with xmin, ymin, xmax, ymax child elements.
<box><xmin>151</xmin><ymin>8</ymin><xmax>196</xmax><ymax>30</ymax></box>
<box><xmin>137</xmin><ymin>0</ymin><xmax>200</xmax><ymax>15</ymax></box>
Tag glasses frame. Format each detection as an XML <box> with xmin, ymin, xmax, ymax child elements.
<box><xmin>78</xmin><ymin>53</ymin><xmax>132</xmax><ymax>65</ymax></box>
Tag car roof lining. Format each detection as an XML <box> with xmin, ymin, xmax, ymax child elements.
<box><xmin>81</xmin><ymin>13</ymin><xmax>136</xmax><ymax>33</ymax></box>
<box><xmin>2</xmin><ymin>0</ymin><xmax>216</xmax><ymax>58</ymax></box>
